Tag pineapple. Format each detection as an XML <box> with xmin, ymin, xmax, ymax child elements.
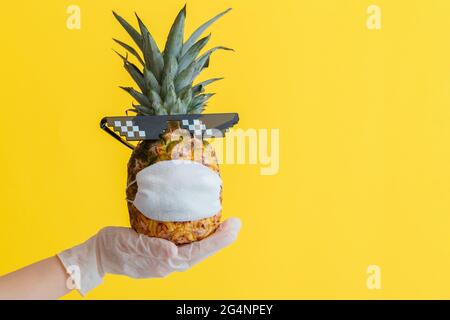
<box><xmin>113</xmin><ymin>6</ymin><xmax>232</xmax><ymax>244</ymax></box>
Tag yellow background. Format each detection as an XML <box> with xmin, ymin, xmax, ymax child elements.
<box><xmin>1</xmin><ymin>0</ymin><xmax>450</xmax><ymax>299</ymax></box>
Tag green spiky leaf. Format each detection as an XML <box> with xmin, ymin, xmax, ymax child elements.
<box><xmin>154</xmin><ymin>105</ymin><xmax>167</xmax><ymax>115</ymax></box>
<box><xmin>174</xmin><ymin>61</ymin><xmax>196</xmax><ymax>92</ymax></box>
<box><xmin>174</xmin><ymin>49</ymin><xmax>226</xmax><ymax>93</ymax></box>
<box><xmin>164</xmin><ymin>5</ymin><xmax>186</xmax><ymax>60</ymax></box>
<box><xmin>192</xmin><ymin>78</ymin><xmax>223</xmax><ymax>95</ymax></box>
<box><xmin>180</xmin><ymin>87</ymin><xmax>193</xmax><ymax>107</ymax></box>
<box><xmin>162</xmin><ymin>56</ymin><xmax>178</xmax><ymax>85</ymax></box>
<box><xmin>170</xmin><ymin>98</ymin><xmax>185</xmax><ymax>114</ymax></box>
<box><xmin>124</xmin><ymin>63</ymin><xmax>146</xmax><ymax>93</ymax></box>
<box><xmin>114</xmin><ymin>51</ymin><xmax>147</xmax><ymax>93</ymax></box>
<box><xmin>113</xmin><ymin>38</ymin><xmax>144</xmax><ymax>65</ymax></box>
<box><xmin>178</xmin><ymin>34</ymin><xmax>211</xmax><ymax>73</ymax></box>
<box><xmin>120</xmin><ymin>86</ymin><xmax>151</xmax><ymax>107</ymax></box>
<box><xmin>161</xmin><ymin>56</ymin><xmax>178</xmax><ymax>98</ymax></box>
<box><xmin>125</xmin><ymin>108</ymin><xmax>137</xmax><ymax>116</ymax></box>
<box><xmin>177</xmin><ymin>85</ymin><xmax>191</xmax><ymax>97</ymax></box>
<box><xmin>163</xmin><ymin>83</ymin><xmax>177</xmax><ymax>111</ymax></box>
<box><xmin>194</xmin><ymin>46</ymin><xmax>233</xmax><ymax>76</ymax></box>
<box><xmin>149</xmin><ymin>90</ymin><xmax>162</xmax><ymax>106</ymax></box>
<box><xmin>132</xmin><ymin>104</ymin><xmax>155</xmax><ymax>115</ymax></box>
<box><xmin>143</xmin><ymin>68</ymin><xmax>160</xmax><ymax>95</ymax></box>
<box><xmin>135</xmin><ymin>13</ymin><xmax>159</xmax><ymax>49</ymax></box>
<box><xmin>113</xmin><ymin>49</ymin><xmax>128</xmax><ymax>62</ymax></box>
<box><xmin>189</xmin><ymin>102</ymin><xmax>206</xmax><ymax>114</ymax></box>
<box><xmin>150</xmin><ymin>92</ymin><xmax>164</xmax><ymax>114</ymax></box>
<box><xmin>195</xmin><ymin>77</ymin><xmax>224</xmax><ymax>87</ymax></box>
<box><xmin>112</xmin><ymin>11</ymin><xmax>142</xmax><ymax>50</ymax></box>
<box><xmin>142</xmin><ymin>31</ymin><xmax>164</xmax><ymax>81</ymax></box>
<box><xmin>188</xmin><ymin>93</ymin><xmax>215</xmax><ymax>113</ymax></box>
<box><xmin>192</xmin><ymin>84</ymin><xmax>205</xmax><ymax>96</ymax></box>
<box><xmin>182</xmin><ymin>8</ymin><xmax>232</xmax><ymax>56</ymax></box>
<box><xmin>136</xmin><ymin>13</ymin><xmax>164</xmax><ymax>80</ymax></box>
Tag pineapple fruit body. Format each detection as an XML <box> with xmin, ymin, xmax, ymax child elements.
<box><xmin>126</xmin><ymin>122</ymin><xmax>221</xmax><ymax>245</ymax></box>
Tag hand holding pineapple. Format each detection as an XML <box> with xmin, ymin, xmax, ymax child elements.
<box><xmin>0</xmin><ymin>218</ymin><xmax>241</xmax><ymax>299</ymax></box>
<box><xmin>57</xmin><ymin>218</ymin><xmax>241</xmax><ymax>296</ymax></box>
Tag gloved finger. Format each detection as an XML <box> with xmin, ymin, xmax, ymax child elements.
<box><xmin>136</xmin><ymin>234</ymin><xmax>179</xmax><ymax>259</ymax></box>
<box><xmin>177</xmin><ymin>217</ymin><xmax>242</xmax><ymax>266</ymax></box>
<box><xmin>101</xmin><ymin>227</ymin><xmax>179</xmax><ymax>259</ymax></box>
<box><xmin>141</xmin><ymin>237</ymin><xmax>192</xmax><ymax>272</ymax></box>
<box><xmin>124</xmin><ymin>232</ymin><xmax>190</xmax><ymax>274</ymax></box>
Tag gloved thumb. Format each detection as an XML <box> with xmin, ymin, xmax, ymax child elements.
<box><xmin>177</xmin><ymin>217</ymin><xmax>242</xmax><ymax>266</ymax></box>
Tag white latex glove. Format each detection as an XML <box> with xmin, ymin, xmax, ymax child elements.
<box><xmin>57</xmin><ymin>218</ymin><xmax>241</xmax><ymax>296</ymax></box>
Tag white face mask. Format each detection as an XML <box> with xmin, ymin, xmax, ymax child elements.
<box><xmin>127</xmin><ymin>160</ymin><xmax>222</xmax><ymax>222</ymax></box>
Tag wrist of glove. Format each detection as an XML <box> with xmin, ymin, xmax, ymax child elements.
<box><xmin>57</xmin><ymin>218</ymin><xmax>241</xmax><ymax>296</ymax></box>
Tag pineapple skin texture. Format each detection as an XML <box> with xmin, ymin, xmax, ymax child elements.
<box><xmin>126</xmin><ymin>130</ymin><xmax>221</xmax><ymax>245</ymax></box>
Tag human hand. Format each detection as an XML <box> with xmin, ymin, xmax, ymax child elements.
<box><xmin>57</xmin><ymin>218</ymin><xmax>241</xmax><ymax>295</ymax></box>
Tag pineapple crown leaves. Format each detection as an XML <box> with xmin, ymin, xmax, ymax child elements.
<box><xmin>112</xmin><ymin>6</ymin><xmax>233</xmax><ymax>115</ymax></box>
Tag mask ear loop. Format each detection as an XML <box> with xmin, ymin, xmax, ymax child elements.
<box><xmin>125</xmin><ymin>180</ymin><xmax>137</xmax><ymax>203</ymax></box>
